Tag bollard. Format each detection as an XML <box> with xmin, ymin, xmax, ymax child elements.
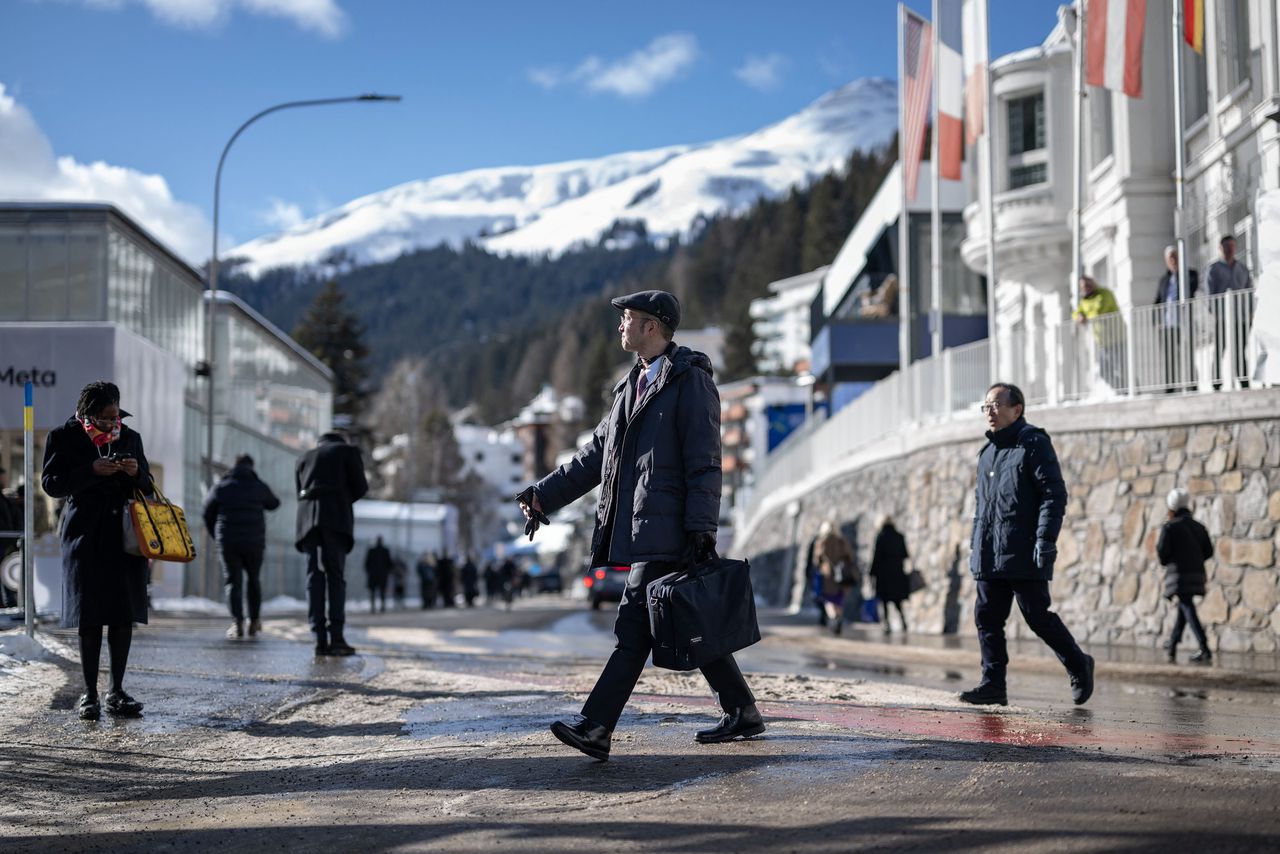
<box><xmin>23</xmin><ymin>381</ymin><xmax>35</xmax><ymax>638</ymax></box>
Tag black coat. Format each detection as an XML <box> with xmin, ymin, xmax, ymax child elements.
<box><xmin>1154</xmin><ymin>269</ymin><xmax>1200</xmax><ymax>305</ymax></box>
<box><xmin>202</xmin><ymin>463</ymin><xmax>280</xmax><ymax>551</ymax></box>
<box><xmin>41</xmin><ymin>417</ymin><xmax>151</xmax><ymax>629</ymax></box>
<box><xmin>870</xmin><ymin>525</ymin><xmax>910</xmax><ymax>603</ymax></box>
<box><xmin>535</xmin><ymin>343</ymin><xmax>721</xmax><ymax>566</ymax></box>
<box><xmin>364</xmin><ymin>544</ymin><xmax>393</xmax><ymax>586</ymax></box>
<box><xmin>1156</xmin><ymin>510</ymin><xmax>1213</xmax><ymax>598</ymax></box>
<box><xmin>294</xmin><ymin>433</ymin><xmax>368</xmax><ymax>553</ymax></box>
<box><xmin>969</xmin><ymin>418</ymin><xmax>1068</xmax><ymax>581</ymax></box>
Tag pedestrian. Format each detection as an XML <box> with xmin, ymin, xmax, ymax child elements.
<box><xmin>295</xmin><ymin>429</ymin><xmax>368</xmax><ymax>657</ymax></box>
<box><xmin>435</xmin><ymin>552</ymin><xmax>456</xmax><ymax>607</ymax></box>
<box><xmin>814</xmin><ymin>520</ymin><xmax>857</xmax><ymax>636</ymax></box>
<box><xmin>202</xmin><ymin>454</ymin><xmax>281</xmax><ymax>640</ymax></box>
<box><xmin>364</xmin><ymin>535</ymin><xmax>392</xmax><ymax>614</ymax></box>
<box><xmin>1205</xmin><ymin>234</ymin><xmax>1253</xmax><ymax>388</ymax></box>
<box><xmin>869</xmin><ymin>514</ymin><xmax>910</xmax><ymax>634</ymax></box>
<box><xmin>391</xmin><ymin>556</ymin><xmax>408</xmax><ymax>609</ymax></box>
<box><xmin>416</xmin><ymin>552</ymin><xmax>436</xmax><ymax>609</ymax></box>
<box><xmin>960</xmin><ymin>383</ymin><xmax>1094</xmax><ymax>707</ymax></box>
<box><xmin>1155</xmin><ymin>245</ymin><xmax>1199</xmax><ymax>392</ymax></box>
<box><xmin>803</xmin><ymin>532</ymin><xmax>826</xmax><ymax>627</ymax></box>
<box><xmin>40</xmin><ymin>381</ymin><xmax>150</xmax><ymax>720</ymax></box>
<box><xmin>498</xmin><ymin>556</ymin><xmax>517</xmax><ymax>609</ymax></box>
<box><xmin>1072</xmin><ymin>276</ymin><xmax>1126</xmax><ymax>389</ymax></box>
<box><xmin>0</xmin><ymin>466</ymin><xmax>21</xmax><ymax>608</ymax></box>
<box><xmin>460</xmin><ymin>554</ymin><xmax>480</xmax><ymax>607</ymax></box>
<box><xmin>483</xmin><ymin>560</ymin><xmax>500</xmax><ymax>604</ymax></box>
<box><xmin>1157</xmin><ymin>488</ymin><xmax>1214</xmax><ymax>665</ymax></box>
<box><xmin>521</xmin><ymin>289</ymin><xmax>762</xmax><ymax>761</ymax></box>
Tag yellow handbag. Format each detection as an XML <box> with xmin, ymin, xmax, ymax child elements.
<box><xmin>123</xmin><ymin>478</ymin><xmax>197</xmax><ymax>563</ymax></box>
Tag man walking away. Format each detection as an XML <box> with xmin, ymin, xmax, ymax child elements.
<box><xmin>364</xmin><ymin>536</ymin><xmax>392</xmax><ymax>614</ymax></box>
<box><xmin>961</xmin><ymin>383</ymin><xmax>1094</xmax><ymax>707</ymax></box>
<box><xmin>1157</xmin><ymin>488</ymin><xmax>1214</xmax><ymax>665</ymax></box>
<box><xmin>203</xmin><ymin>454</ymin><xmax>281</xmax><ymax>640</ymax></box>
<box><xmin>520</xmin><ymin>289</ymin><xmax>761</xmax><ymax>761</ymax></box>
<box><xmin>416</xmin><ymin>552</ymin><xmax>436</xmax><ymax>609</ymax></box>
<box><xmin>460</xmin><ymin>554</ymin><xmax>480</xmax><ymax>607</ymax></box>
<box><xmin>295</xmin><ymin>430</ymin><xmax>368</xmax><ymax>656</ymax></box>
<box><xmin>435</xmin><ymin>553</ymin><xmax>456</xmax><ymax>607</ymax></box>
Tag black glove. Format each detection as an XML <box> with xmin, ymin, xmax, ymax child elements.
<box><xmin>515</xmin><ymin>486</ymin><xmax>549</xmax><ymax>541</ymax></box>
<box><xmin>689</xmin><ymin>531</ymin><xmax>718</xmax><ymax>565</ymax></box>
<box><xmin>1034</xmin><ymin>540</ymin><xmax>1057</xmax><ymax>572</ymax></box>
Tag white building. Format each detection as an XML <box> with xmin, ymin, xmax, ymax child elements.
<box><xmin>749</xmin><ymin>267</ymin><xmax>826</xmax><ymax>374</ymax></box>
<box><xmin>454</xmin><ymin>422</ymin><xmax>525</xmax><ymax>500</ymax></box>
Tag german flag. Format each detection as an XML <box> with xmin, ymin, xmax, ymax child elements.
<box><xmin>1184</xmin><ymin>0</ymin><xmax>1204</xmax><ymax>54</ymax></box>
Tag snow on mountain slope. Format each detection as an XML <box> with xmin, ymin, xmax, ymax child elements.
<box><xmin>228</xmin><ymin>78</ymin><xmax>897</xmax><ymax>277</ymax></box>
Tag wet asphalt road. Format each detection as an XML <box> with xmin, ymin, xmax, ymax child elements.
<box><xmin>2</xmin><ymin>600</ymin><xmax>1278</xmax><ymax>852</ymax></box>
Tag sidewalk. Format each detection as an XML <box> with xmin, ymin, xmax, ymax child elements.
<box><xmin>767</xmin><ymin>609</ymin><xmax>1280</xmax><ymax>689</ymax></box>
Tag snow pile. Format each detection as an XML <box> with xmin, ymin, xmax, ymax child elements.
<box><xmin>228</xmin><ymin>78</ymin><xmax>898</xmax><ymax>276</ymax></box>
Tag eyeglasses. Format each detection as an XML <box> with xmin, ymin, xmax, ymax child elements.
<box><xmin>86</xmin><ymin>416</ymin><xmax>117</xmax><ymax>429</ymax></box>
<box><xmin>978</xmin><ymin>403</ymin><xmax>1002</xmax><ymax>415</ymax></box>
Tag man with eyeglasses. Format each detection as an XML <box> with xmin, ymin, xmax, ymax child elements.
<box><xmin>961</xmin><ymin>383</ymin><xmax>1094</xmax><ymax>707</ymax></box>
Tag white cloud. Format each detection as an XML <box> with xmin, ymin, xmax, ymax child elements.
<box><xmin>85</xmin><ymin>0</ymin><xmax>346</xmax><ymax>37</ymax></box>
<box><xmin>0</xmin><ymin>82</ymin><xmax>212</xmax><ymax>265</ymax></box>
<box><xmin>735</xmin><ymin>53</ymin><xmax>787</xmax><ymax>92</ymax></box>
<box><xmin>262</xmin><ymin>197</ymin><xmax>305</xmax><ymax>230</ymax></box>
<box><xmin>529</xmin><ymin>33</ymin><xmax>699</xmax><ymax>98</ymax></box>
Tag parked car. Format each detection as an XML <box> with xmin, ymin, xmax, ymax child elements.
<box><xmin>583</xmin><ymin>565</ymin><xmax>629</xmax><ymax>610</ymax></box>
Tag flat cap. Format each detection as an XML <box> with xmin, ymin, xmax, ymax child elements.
<box><xmin>610</xmin><ymin>289</ymin><xmax>680</xmax><ymax>331</ymax></box>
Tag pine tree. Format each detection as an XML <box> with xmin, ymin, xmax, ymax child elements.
<box><xmin>292</xmin><ymin>281</ymin><xmax>371</xmax><ymax>419</ymax></box>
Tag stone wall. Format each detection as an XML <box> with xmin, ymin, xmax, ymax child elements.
<box><xmin>738</xmin><ymin>395</ymin><xmax>1280</xmax><ymax>654</ymax></box>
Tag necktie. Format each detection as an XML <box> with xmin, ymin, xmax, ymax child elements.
<box><xmin>636</xmin><ymin>371</ymin><xmax>649</xmax><ymax>404</ymax></box>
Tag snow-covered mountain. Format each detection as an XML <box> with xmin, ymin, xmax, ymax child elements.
<box><xmin>228</xmin><ymin>78</ymin><xmax>898</xmax><ymax>277</ymax></box>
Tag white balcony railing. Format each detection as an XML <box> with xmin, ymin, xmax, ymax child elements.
<box><xmin>743</xmin><ymin>289</ymin><xmax>1259</xmax><ymax>526</ymax></box>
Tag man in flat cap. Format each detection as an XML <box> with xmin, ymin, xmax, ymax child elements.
<box><xmin>518</xmin><ymin>289</ymin><xmax>761</xmax><ymax>761</ymax></box>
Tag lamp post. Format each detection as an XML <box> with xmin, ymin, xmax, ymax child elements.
<box><xmin>203</xmin><ymin>93</ymin><xmax>401</xmax><ymax>490</ymax></box>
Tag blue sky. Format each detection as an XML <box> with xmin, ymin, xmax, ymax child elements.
<box><xmin>1</xmin><ymin>0</ymin><xmax>1067</xmax><ymax>262</ymax></box>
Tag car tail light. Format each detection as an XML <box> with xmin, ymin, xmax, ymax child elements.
<box><xmin>583</xmin><ymin>577</ymin><xmax>594</xmax><ymax>589</ymax></box>
<box><xmin>594</xmin><ymin>569</ymin><xmax>607</xmax><ymax>580</ymax></box>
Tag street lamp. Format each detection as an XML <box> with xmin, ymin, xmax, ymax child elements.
<box><xmin>203</xmin><ymin>93</ymin><xmax>401</xmax><ymax>490</ymax></box>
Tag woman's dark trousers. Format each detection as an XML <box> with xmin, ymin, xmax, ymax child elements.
<box><xmin>975</xmin><ymin>579</ymin><xmax>1088</xmax><ymax>688</ymax></box>
<box><xmin>1169</xmin><ymin>593</ymin><xmax>1209</xmax><ymax>652</ymax></box>
<box><xmin>79</xmin><ymin>623</ymin><xmax>132</xmax><ymax>696</ymax></box>
<box><xmin>305</xmin><ymin>529</ymin><xmax>347</xmax><ymax>639</ymax></box>
<box><xmin>580</xmin><ymin>561</ymin><xmax>755</xmax><ymax>730</ymax></box>
<box><xmin>221</xmin><ymin>543</ymin><xmax>264</xmax><ymax>622</ymax></box>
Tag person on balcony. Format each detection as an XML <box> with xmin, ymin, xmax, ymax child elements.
<box><xmin>1205</xmin><ymin>235</ymin><xmax>1253</xmax><ymax>388</ymax></box>
<box><xmin>858</xmin><ymin>274</ymin><xmax>899</xmax><ymax>319</ymax></box>
<box><xmin>1154</xmin><ymin>245</ymin><xmax>1199</xmax><ymax>393</ymax></box>
<box><xmin>1072</xmin><ymin>276</ymin><xmax>1125</xmax><ymax>390</ymax></box>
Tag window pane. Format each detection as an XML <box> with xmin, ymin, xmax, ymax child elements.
<box><xmin>1007</xmin><ymin>93</ymin><xmax>1045</xmax><ymax>156</ymax></box>
<box><xmin>0</xmin><ymin>232</ymin><xmax>25</xmax><ymax>320</ymax></box>
<box><xmin>1010</xmin><ymin>163</ymin><xmax>1047</xmax><ymax>189</ymax></box>
<box><xmin>68</xmin><ymin>229</ymin><xmax>103</xmax><ymax>318</ymax></box>
<box><xmin>1182</xmin><ymin>45</ymin><xmax>1208</xmax><ymax>122</ymax></box>
<box><xmin>28</xmin><ymin>229</ymin><xmax>67</xmax><ymax>321</ymax></box>
<box><xmin>1090</xmin><ymin>88</ymin><xmax>1113</xmax><ymax>166</ymax></box>
<box><xmin>1218</xmin><ymin>0</ymin><xmax>1250</xmax><ymax>90</ymax></box>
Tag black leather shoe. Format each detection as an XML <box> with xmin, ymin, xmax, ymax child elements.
<box><xmin>958</xmin><ymin>683</ymin><xmax>1008</xmax><ymax>706</ymax></box>
<box><xmin>1189</xmin><ymin>649</ymin><xmax>1212</xmax><ymax>665</ymax></box>
<box><xmin>78</xmin><ymin>694</ymin><xmax>101</xmax><ymax>721</ymax></box>
<box><xmin>551</xmin><ymin>716</ymin><xmax>612</xmax><ymax>761</ymax></box>
<box><xmin>695</xmin><ymin>704</ymin><xmax>765</xmax><ymax>744</ymax></box>
<box><xmin>1070</xmin><ymin>654</ymin><xmax>1095</xmax><ymax>705</ymax></box>
<box><xmin>104</xmin><ymin>690</ymin><xmax>143</xmax><ymax>717</ymax></box>
<box><xmin>325</xmin><ymin>632</ymin><xmax>357</xmax><ymax>657</ymax></box>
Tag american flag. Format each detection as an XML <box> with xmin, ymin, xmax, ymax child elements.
<box><xmin>901</xmin><ymin>7</ymin><xmax>934</xmax><ymax>202</ymax></box>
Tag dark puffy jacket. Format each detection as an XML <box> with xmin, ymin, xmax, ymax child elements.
<box><xmin>364</xmin><ymin>544</ymin><xmax>393</xmax><ymax>586</ymax></box>
<box><xmin>534</xmin><ymin>343</ymin><xmax>721</xmax><ymax>566</ymax></box>
<box><xmin>870</xmin><ymin>525</ymin><xmax>910</xmax><ymax>602</ymax></box>
<box><xmin>969</xmin><ymin>418</ymin><xmax>1067</xmax><ymax>581</ymax></box>
<box><xmin>203</xmin><ymin>463</ymin><xmax>280</xmax><ymax>551</ymax></box>
<box><xmin>1156</xmin><ymin>510</ymin><xmax>1213</xmax><ymax>598</ymax></box>
<box><xmin>295</xmin><ymin>433</ymin><xmax>369</xmax><ymax>553</ymax></box>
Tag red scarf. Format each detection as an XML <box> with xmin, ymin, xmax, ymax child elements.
<box><xmin>82</xmin><ymin>416</ymin><xmax>121</xmax><ymax>448</ymax></box>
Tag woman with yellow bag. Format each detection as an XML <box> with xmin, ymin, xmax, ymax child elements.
<box><xmin>42</xmin><ymin>381</ymin><xmax>151</xmax><ymax>721</ymax></box>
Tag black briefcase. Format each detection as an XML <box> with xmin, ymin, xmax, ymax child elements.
<box><xmin>646</xmin><ymin>556</ymin><xmax>761</xmax><ymax>672</ymax></box>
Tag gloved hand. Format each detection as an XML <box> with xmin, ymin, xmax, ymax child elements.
<box><xmin>1034</xmin><ymin>540</ymin><xmax>1057</xmax><ymax>572</ymax></box>
<box><xmin>515</xmin><ymin>486</ymin><xmax>549</xmax><ymax>541</ymax></box>
<box><xmin>689</xmin><ymin>531</ymin><xmax>718</xmax><ymax>564</ymax></box>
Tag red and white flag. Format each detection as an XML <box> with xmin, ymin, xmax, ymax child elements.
<box><xmin>900</xmin><ymin>6</ymin><xmax>933</xmax><ymax>202</ymax></box>
<box><xmin>1085</xmin><ymin>0</ymin><xmax>1147</xmax><ymax>98</ymax></box>
<box><xmin>962</xmin><ymin>0</ymin><xmax>988</xmax><ymax>146</ymax></box>
<box><xmin>936</xmin><ymin>0</ymin><xmax>963</xmax><ymax>181</ymax></box>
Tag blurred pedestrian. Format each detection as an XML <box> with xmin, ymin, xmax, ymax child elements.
<box><xmin>202</xmin><ymin>454</ymin><xmax>281</xmax><ymax>640</ymax></box>
<box><xmin>1157</xmin><ymin>488</ymin><xmax>1214</xmax><ymax>665</ymax></box>
<box><xmin>1072</xmin><ymin>276</ymin><xmax>1125</xmax><ymax>389</ymax></box>
<box><xmin>498</xmin><ymin>556</ymin><xmax>517</xmax><ymax>609</ymax></box>
<box><xmin>1155</xmin><ymin>245</ymin><xmax>1199</xmax><ymax>393</ymax></box>
<box><xmin>435</xmin><ymin>552</ymin><xmax>456</xmax><ymax>607</ymax></box>
<box><xmin>961</xmin><ymin>383</ymin><xmax>1093</xmax><ymax>707</ymax></box>
<box><xmin>869</xmin><ymin>514</ymin><xmax>910</xmax><ymax>634</ymax></box>
<box><xmin>295</xmin><ymin>429</ymin><xmax>368</xmax><ymax>657</ymax></box>
<box><xmin>483</xmin><ymin>561</ymin><xmax>500</xmax><ymax>604</ymax></box>
<box><xmin>364</xmin><ymin>536</ymin><xmax>392</xmax><ymax>614</ymax></box>
<box><xmin>41</xmin><ymin>381</ymin><xmax>150</xmax><ymax>720</ymax></box>
<box><xmin>1205</xmin><ymin>235</ymin><xmax>1253</xmax><ymax>389</ymax></box>
<box><xmin>391</xmin><ymin>556</ymin><xmax>407</xmax><ymax>609</ymax></box>
<box><xmin>416</xmin><ymin>552</ymin><xmax>436</xmax><ymax>609</ymax></box>
<box><xmin>803</xmin><ymin>532</ymin><xmax>826</xmax><ymax>627</ymax></box>
<box><xmin>523</xmin><ymin>288</ymin><xmax>761</xmax><ymax>760</ymax></box>
<box><xmin>460</xmin><ymin>554</ymin><xmax>480</xmax><ymax>607</ymax></box>
<box><xmin>0</xmin><ymin>466</ymin><xmax>20</xmax><ymax>608</ymax></box>
<box><xmin>815</xmin><ymin>520</ymin><xmax>856</xmax><ymax>636</ymax></box>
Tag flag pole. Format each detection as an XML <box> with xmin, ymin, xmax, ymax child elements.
<box><xmin>1172</xmin><ymin>0</ymin><xmax>1189</xmax><ymax>302</ymax></box>
<box><xmin>931</xmin><ymin>0</ymin><xmax>944</xmax><ymax>362</ymax></box>
<box><xmin>981</xmin><ymin>0</ymin><xmax>998</xmax><ymax>382</ymax></box>
<box><xmin>897</xmin><ymin>3</ymin><xmax>913</xmax><ymax>394</ymax></box>
<box><xmin>1071</xmin><ymin>1</ymin><xmax>1086</xmax><ymax>317</ymax></box>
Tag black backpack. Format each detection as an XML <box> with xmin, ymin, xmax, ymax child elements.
<box><xmin>646</xmin><ymin>556</ymin><xmax>761</xmax><ymax>671</ymax></box>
